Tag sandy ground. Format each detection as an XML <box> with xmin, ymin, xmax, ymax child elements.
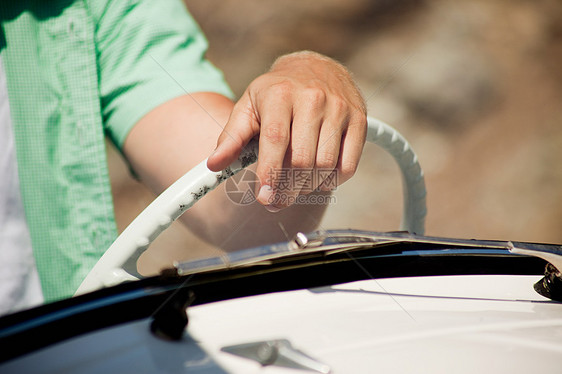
<box><xmin>107</xmin><ymin>0</ymin><xmax>562</xmax><ymax>275</ymax></box>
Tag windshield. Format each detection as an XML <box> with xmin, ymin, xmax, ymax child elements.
<box><xmin>2</xmin><ymin>1</ymin><xmax>561</xmax><ymax>316</ymax></box>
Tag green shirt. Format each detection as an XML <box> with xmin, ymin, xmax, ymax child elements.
<box><xmin>0</xmin><ymin>0</ymin><xmax>232</xmax><ymax>302</ymax></box>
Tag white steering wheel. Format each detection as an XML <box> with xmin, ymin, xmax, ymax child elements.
<box><xmin>76</xmin><ymin>117</ymin><xmax>427</xmax><ymax>295</ymax></box>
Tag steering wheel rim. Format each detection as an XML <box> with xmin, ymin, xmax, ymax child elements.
<box><xmin>75</xmin><ymin>117</ymin><xmax>426</xmax><ymax>295</ymax></box>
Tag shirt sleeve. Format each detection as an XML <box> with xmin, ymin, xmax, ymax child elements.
<box><xmin>93</xmin><ymin>0</ymin><xmax>234</xmax><ymax>149</ymax></box>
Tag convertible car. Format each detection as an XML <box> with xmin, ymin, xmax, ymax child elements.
<box><xmin>0</xmin><ymin>118</ymin><xmax>560</xmax><ymax>373</ymax></box>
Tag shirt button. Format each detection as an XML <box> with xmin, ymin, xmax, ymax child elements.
<box><xmin>67</xmin><ymin>17</ymin><xmax>85</xmax><ymax>42</ymax></box>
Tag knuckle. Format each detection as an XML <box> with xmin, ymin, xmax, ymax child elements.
<box><xmin>315</xmin><ymin>151</ymin><xmax>338</xmax><ymax>170</ymax></box>
<box><xmin>302</xmin><ymin>88</ymin><xmax>326</xmax><ymax>108</ymax></box>
<box><xmin>262</xmin><ymin>122</ymin><xmax>289</xmax><ymax>145</ymax></box>
<box><xmin>340</xmin><ymin>160</ymin><xmax>358</xmax><ymax>181</ymax></box>
<box><xmin>291</xmin><ymin>147</ymin><xmax>315</xmax><ymax>169</ymax></box>
<box><xmin>332</xmin><ymin>97</ymin><xmax>349</xmax><ymax>117</ymax></box>
<box><xmin>352</xmin><ymin>106</ymin><xmax>367</xmax><ymax>121</ymax></box>
<box><xmin>268</xmin><ymin>80</ymin><xmax>293</xmax><ymax>100</ymax></box>
<box><xmin>351</xmin><ymin>112</ymin><xmax>368</xmax><ymax>131</ymax></box>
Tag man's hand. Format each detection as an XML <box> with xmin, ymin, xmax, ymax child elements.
<box><xmin>124</xmin><ymin>51</ymin><xmax>366</xmax><ymax>251</ymax></box>
<box><xmin>207</xmin><ymin>51</ymin><xmax>367</xmax><ymax>211</ymax></box>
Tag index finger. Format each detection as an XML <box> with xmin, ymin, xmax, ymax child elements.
<box><xmin>254</xmin><ymin>93</ymin><xmax>294</xmax><ymax>206</ymax></box>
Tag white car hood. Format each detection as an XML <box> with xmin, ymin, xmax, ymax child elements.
<box><xmin>3</xmin><ymin>275</ymin><xmax>561</xmax><ymax>374</ymax></box>
<box><xmin>188</xmin><ymin>275</ymin><xmax>562</xmax><ymax>373</ymax></box>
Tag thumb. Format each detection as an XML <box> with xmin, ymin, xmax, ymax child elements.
<box><xmin>207</xmin><ymin>95</ymin><xmax>260</xmax><ymax>172</ymax></box>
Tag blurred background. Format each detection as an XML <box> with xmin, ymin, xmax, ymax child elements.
<box><xmin>107</xmin><ymin>0</ymin><xmax>562</xmax><ymax>274</ymax></box>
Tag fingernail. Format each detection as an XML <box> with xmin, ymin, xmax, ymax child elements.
<box><xmin>264</xmin><ymin>205</ymin><xmax>281</xmax><ymax>213</ymax></box>
<box><xmin>257</xmin><ymin>185</ymin><xmax>274</xmax><ymax>205</ymax></box>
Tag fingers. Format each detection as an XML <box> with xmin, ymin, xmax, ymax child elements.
<box><xmin>266</xmin><ymin>92</ymin><xmax>363</xmax><ymax>210</ymax></box>
<box><xmin>208</xmin><ymin>92</ymin><xmax>365</xmax><ymax>211</ymax></box>
<box><xmin>266</xmin><ymin>89</ymin><xmax>324</xmax><ymax>209</ymax></box>
<box><xmin>208</xmin><ymin>52</ymin><xmax>367</xmax><ymax>212</ymax></box>
<box><xmin>206</xmin><ymin>94</ymin><xmax>259</xmax><ymax>172</ymax></box>
<box><xmin>319</xmin><ymin>112</ymin><xmax>367</xmax><ymax>190</ymax></box>
<box><xmin>313</xmin><ymin>98</ymin><xmax>347</xmax><ymax>192</ymax></box>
